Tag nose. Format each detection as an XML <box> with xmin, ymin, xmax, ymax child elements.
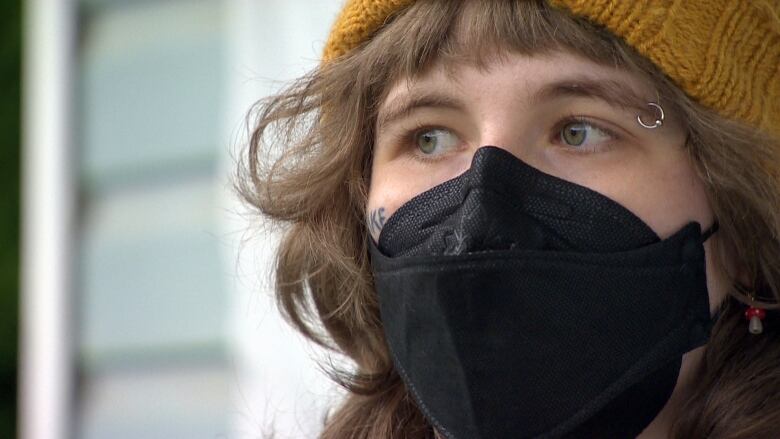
<box><xmin>467</xmin><ymin>126</ymin><xmax>546</xmax><ymax>175</ymax></box>
<box><xmin>476</xmin><ymin>131</ymin><xmax>524</xmax><ymax>157</ymax></box>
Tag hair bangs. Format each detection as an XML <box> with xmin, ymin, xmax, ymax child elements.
<box><xmin>355</xmin><ymin>0</ymin><xmax>635</xmax><ymax>88</ymax></box>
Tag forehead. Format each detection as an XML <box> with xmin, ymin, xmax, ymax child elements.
<box><xmin>379</xmin><ymin>50</ymin><xmax>654</xmax><ymax>114</ymax></box>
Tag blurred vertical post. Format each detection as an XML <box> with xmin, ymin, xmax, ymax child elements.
<box><xmin>20</xmin><ymin>0</ymin><xmax>75</xmax><ymax>438</ymax></box>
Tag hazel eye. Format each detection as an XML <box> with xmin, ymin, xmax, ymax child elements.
<box><xmin>416</xmin><ymin>128</ymin><xmax>459</xmax><ymax>155</ymax></box>
<box><xmin>559</xmin><ymin>121</ymin><xmax>612</xmax><ymax>148</ymax></box>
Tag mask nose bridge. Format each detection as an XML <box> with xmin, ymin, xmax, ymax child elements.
<box><xmin>465</xmin><ymin>145</ymin><xmax>534</xmax><ymax>183</ymax></box>
<box><xmin>465</xmin><ymin>138</ymin><xmax>549</xmax><ymax>180</ymax></box>
<box><xmin>428</xmin><ymin>110</ymin><xmax>547</xmax><ymax>193</ymax></box>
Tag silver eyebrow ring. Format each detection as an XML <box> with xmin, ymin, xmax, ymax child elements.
<box><xmin>637</xmin><ymin>102</ymin><xmax>665</xmax><ymax>129</ymax></box>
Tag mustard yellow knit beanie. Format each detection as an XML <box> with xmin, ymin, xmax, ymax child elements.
<box><xmin>323</xmin><ymin>0</ymin><xmax>780</xmax><ymax>137</ymax></box>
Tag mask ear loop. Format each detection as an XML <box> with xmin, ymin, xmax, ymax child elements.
<box><xmin>701</xmin><ymin>220</ymin><xmax>777</xmax><ymax>333</ymax></box>
<box><xmin>701</xmin><ymin>221</ymin><xmax>719</xmax><ymax>242</ymax></box>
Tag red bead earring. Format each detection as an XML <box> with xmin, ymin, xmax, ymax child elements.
<box><xmin>745</xmin><ymin>306</ymin><xmax>766</xmax><ymax>335</ymax></box>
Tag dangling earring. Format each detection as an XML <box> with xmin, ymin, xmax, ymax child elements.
<box><xmin>745</xmin><ymin>303</ymin><xmax>767</xmax><ymax>335</ymax></box>
<box><xmin>744</xmin><ymin>286</ymin><xmax>766</xmax><ymax>335</ymax></box>
<box><xmin>733</xmin><ymin>282</ymin><xmax>778</xmax><ymax>334</ymax></box>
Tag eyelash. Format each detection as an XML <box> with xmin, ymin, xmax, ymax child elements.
<box><xmin>391</xmin><ymin>115</ymin><xmax>621</xmax><ymax>162</ymax></box>
<box><xmin>551</xmin><ymin>114</ymin><xmax>620</xmax><ymax>155</ymax></box>
<box><xmin>394</xmin><ymin>122</ymin><xmax>460</xmax><ymax>163</ymax></box>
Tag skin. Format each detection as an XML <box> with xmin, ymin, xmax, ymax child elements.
<box><xmin>367</xmin><ymin>50</ymin><xmax>736</xmax><ymax>438</ymax></box>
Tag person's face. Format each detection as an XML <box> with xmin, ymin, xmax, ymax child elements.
<box><xmin>367</xmin><ymin>50</ymin><xmax>732</xmax><ymax>313</ymax></box>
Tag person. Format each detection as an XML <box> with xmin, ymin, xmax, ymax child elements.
<box><xmin>238</xmin><ymin>1</ymin><xmax>780</xmax><ymax>438</ymax></box>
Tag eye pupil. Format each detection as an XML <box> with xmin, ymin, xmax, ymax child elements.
<box><xmin>562</xmin><ymin>123</ymin><xmax>588</xmax><ymax>147</ymax></box>
<box><xmin>418</xmin><ymin>132</ymin><xmax>438</xmax><ymax>154</ymax></box>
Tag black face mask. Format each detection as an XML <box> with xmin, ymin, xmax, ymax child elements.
<box><xmin>370</xmin><ymin>147</ymin><xmax>716</xmax><ymax>439</ymax></box>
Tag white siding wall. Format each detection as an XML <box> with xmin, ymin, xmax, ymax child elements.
<box><xmin>25</xmin><ymin>1</ymin><xmax>345</xmax><ymax>437</ymax></box>
<box><xmin>221</xmin><ymin>1</ymin><xmax>345</xmax><ymax>438</ymax></box>
<box><xmin>76</xmin><ymin>1</ymin><xmax>233</xmax><ymax>438</ymax></box>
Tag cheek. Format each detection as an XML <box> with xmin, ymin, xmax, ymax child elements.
<box><xmin>593</xmin><ymin>153</ymin><xmax>714</xmax><ymax>239</ymax></box>
<box><xmin>588</xmin><ymin>154</ymin><xmax>730</xmax><ymax>310</ymax></box>
<box><xmin>367</xmin><ymin>152</ymin><xmax>472</xmax><ymax>239</ymax></box>
<box><xmin>366</xmin><ymin>172</ymin><xmax>412</xmax><ymax>226</ymax></box>
<box><xmin>366</xmin><ymin>175</ymin><xmax>408</xmax><ymax>242</ymax></box>
<box><xmin>640</xmin><ymin>175</ymin><xmax>710</xmax><ymax>236</ymax></box>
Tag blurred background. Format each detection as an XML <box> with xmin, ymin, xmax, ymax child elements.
<box><xmin>13</xmin><ymin>0</ymin><xmax>346</xmax><ymax>438</ymax></box>
<box><xmin>2</xmin><ymin>0</ymin><xmax>21</xmax><ymax>437</ymax></box>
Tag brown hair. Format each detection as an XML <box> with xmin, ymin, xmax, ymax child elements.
<box><xmin>237</xmin><ymin>1</ymin><xmax>780</xmax><ymax>437</ymax></box>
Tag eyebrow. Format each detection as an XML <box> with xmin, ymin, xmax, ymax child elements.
<box><xmin>376</xmin><ymin>76</ymin><xmax>651</xmax><ymax>132</ymax></box>
<box><xmin>530</xmin><ymin>77</ymin><xmax>650</xmax><ymax>113</ymax></box>
<box><xmin>376</xmin><ymin>93</ymin><xmax>466</xmax><ymax>133</ymax></box>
